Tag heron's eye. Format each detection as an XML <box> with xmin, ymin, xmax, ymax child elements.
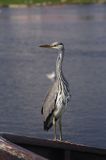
<box><xmin>54</xmin><ymin>45</ymin><xmax>57</xmax><ymax>47</ymax></box>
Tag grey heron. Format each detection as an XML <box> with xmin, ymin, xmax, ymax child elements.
<box><xmin>40</xmin><ymin>42</ymin><xmax>71</xmax><ymax>141</ymax></box>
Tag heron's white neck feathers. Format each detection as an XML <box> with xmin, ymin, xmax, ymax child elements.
<box><xmin>56</xmin><ymin>49</ymin><xmax>64</xmax><ymax>80</ymax></box>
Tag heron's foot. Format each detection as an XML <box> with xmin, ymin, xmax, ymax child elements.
<box><xmin>59</xmin><ymin>137</ymin><xmax>62</xmax><ymax>141</ymax></box>
<box><xmin>53</xmin><ymin>137</ymin><xmax>57</xmax><ymax>141</ymax></box>
<box><xmin>55</xmin><ymin>138</ymin><xmax>63</xmax><ymax>142</ymax></box>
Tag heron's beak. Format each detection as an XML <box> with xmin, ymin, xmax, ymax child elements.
<box><xmin>39</xmin><ymin>44</ymin><xmax>51</xmax><ymax>48</ymax></box>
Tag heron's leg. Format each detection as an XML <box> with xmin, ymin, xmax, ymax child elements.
<box><xmin>59</xmin><ymin>116</ymin><xmax>62</xmax><ymax>141</ymax></box>
<box><xmin>53</xmin><ymin>116</ymin><xmax>56</xmax><ymax>140</ymax></box>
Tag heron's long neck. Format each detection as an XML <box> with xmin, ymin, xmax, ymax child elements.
<box><xmin>56</xmin><ymin>49</ymin><xmax>64</xmax><ymax>80</ymax></box>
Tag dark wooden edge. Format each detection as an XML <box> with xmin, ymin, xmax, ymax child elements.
<box><xmin>0</xmin><ymin>132</ymin><xmax>106</xmax><ymax>156</ymax></box>
<box><xmin>0</xmin><ymin>136</ymin><xmax>47</xmax><ymax>160</ymax></box>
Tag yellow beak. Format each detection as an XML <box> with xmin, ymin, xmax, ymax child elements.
<box><xmin>39</xmin><ymin>44</ymin><xmax>51</xmax><ymax>48</ymax></box>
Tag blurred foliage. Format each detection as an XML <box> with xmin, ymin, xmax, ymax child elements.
<box><xmin>0</xmin><ymin>0</ymin><xmax>106</xmax><ymax>5</ymax></box>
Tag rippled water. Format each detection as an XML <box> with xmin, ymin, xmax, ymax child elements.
<box><xmin>0</xmin><ymin>4</ymin><xmax>106</xmax><ymax>148</ymax></box>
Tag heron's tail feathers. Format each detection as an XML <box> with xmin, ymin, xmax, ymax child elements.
<box><xmin>44</xmin><ymin>114</ymin><xmax>53</xmax><ymax>131</ymax></box>
<box><xmin>44</xmin><ymin>121</ymin><xmax>53</xmax><ymax>131</ymax></box>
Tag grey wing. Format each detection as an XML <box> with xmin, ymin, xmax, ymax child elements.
<box><xmin>41</xmin><ymin>81</ymin><xmax>58</xmax><ymax>121</ymax></box>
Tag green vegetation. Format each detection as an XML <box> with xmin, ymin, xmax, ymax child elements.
<box><xmin>0</xmin><ymin>0</ymin><xmax>59</xmax><ymax>5</ymax></box>
<box><xmin>0</xmin><ymin>0</ymin><xmax>106</xmax><ymax>6</ymax></box>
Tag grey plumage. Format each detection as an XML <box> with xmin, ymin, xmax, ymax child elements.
<box><xmin>40</xmin><ymin>42</ymin><xmax>70</xmax><ymax>140</ymax></box>
<box><xmin>41</xmin><ymin>79</ymin><xmax>58</xmax><ymax>130</ymax></box>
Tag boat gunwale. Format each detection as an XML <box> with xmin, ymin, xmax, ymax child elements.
<box><xmin>0</xmin><ymin>132</ymin><xmax>106</xmax><ymax>156</ymax></box>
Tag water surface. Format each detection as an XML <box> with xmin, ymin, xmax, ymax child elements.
<box><xmin>0</xmin><ymin>4</ymin><xmax>106</xmax><ymax>148</ymax></box>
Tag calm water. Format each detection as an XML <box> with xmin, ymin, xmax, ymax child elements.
<box><xmin>0</xmin><ymin>4</ymin><xmax>106</xmax><ymax>148</ymax></box>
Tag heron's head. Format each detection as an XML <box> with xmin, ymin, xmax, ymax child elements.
<box><xmin>39</xmin><ymin>42</ymin><xmax>64</xmax><ymax>50</ymax></box>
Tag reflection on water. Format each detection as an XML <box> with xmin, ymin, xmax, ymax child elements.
<box><xmin>0</xmin><ymin>5</ymin><xmax>106</xmax><ymax>148</ymax></box>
